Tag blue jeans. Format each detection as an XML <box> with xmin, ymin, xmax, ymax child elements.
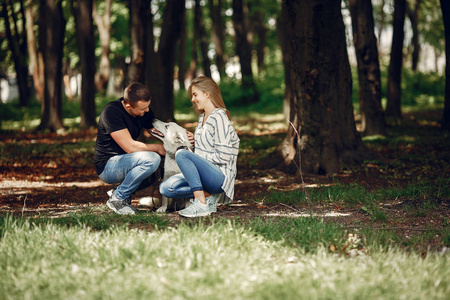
<box><xmin>159</xmin><ymin>150</ymin><xmax>224</xmax><ymax>198</ymax></box>
<box><xmin>99</xmin><ymin>151</ymin><xmax>161</xmax><ymax>200</ymax></box>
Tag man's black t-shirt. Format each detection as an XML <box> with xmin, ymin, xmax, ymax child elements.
<box><xmin>94</xmin><ymin>98</ymin><xmax>155</xmax><ymax>175</ymax></box>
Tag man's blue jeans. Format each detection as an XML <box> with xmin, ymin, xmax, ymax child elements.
<box><xmin>159</xmin><ymin>149</ymin><xmax>224</xmax><ymax>198</ymax></box>
<box><xmin>99</xmin><ymin>151</ymin><xmax>161</xmax><ymax>201</ymax></box>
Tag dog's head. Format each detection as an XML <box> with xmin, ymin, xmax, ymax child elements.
<box><xmin>150</xmin><ymin>119</ymin><xmax>193</xmax><ymax>154</ymax></box>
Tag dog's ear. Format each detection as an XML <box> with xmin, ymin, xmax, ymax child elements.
<box><xmin>175</xmin><ymin>132</ymin><xmax>187</xmax><ymax>144</ymax></box>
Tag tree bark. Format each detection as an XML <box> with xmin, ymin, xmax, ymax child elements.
<box><xmin>440</xmin><ymin>0</ymin><xmax>450</xmax><ymax>130</ymax></box>
<box><xmin>2</xmin><ymin>0</ymin><xmax>29</xmax><ymax>107</ymax></box>
<box><xmin>71</xmin><ymin>0</ymin><xmax>97</xmax><ymax>128</ymax></box>
<box><xmin>386</xmin><ymin>0</ymin><xmax>406</xmax><ymax>121</ymax></box>
<box><xmin>232</xmin><ymin>0</ymin><xmax>258</xmax><ymax>103</ymax></box>
<box><xmin>127</xmin><ymin>0</ymin><xmax>146</xmax><ymax>85</ymax></box>
<box><xmin>37</xmin><ymin>0</ymin><xmax>65</xmax><ymax>132</ymax></box>
<box><xmin>269</xmin><ymin>0</ymin><xmax>369</xmax><ymax>175</ymax></box>
<box><xmin>145</xmin><ymin>0</ymin><xmax>185</xmax><ymax>121</ymax></box>
<box><xmin>195</xmin><ymin>0</ymin><xmax>211</xmax><ymax>77</ymax></box>
<box><xmin>349</xmin><ymin>0</ymin><xmax>386</xmax><ymax>136</ymax></box>
<box><xmin>209</xmin><ymin>0</ymin><xmax>226</xmax><ymax>80</ymax></box>
<box><xmin>177</xmin><ymin>7</ymin><xmax>187</xmax><ymax>90</ymax></box>
<box><xmin>25</xmin><ymin>0</ymin><xmax>44</xmax><ymax>102</ymax></box>
<box><xmin>406</xmin><ymin>0</ymin><xmax>421</xmax><ymax>71</ymax></box>
<box><xmin>93</xmin><ymin>0</ymin><xmax>112</xmax><ymax>93</ymax></box>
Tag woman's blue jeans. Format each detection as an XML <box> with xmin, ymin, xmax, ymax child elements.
<box><xmin>159</xmin><ymin>149</ymin><xmax>224</xmax><ymax>198</ymax></box>
<box><xmin>99</xmin><ymin>151</ymin><xmax>161</xmax><ymax>201</ymax></box>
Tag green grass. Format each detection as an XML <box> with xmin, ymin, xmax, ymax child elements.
<box><xmin>0</xmin><ymin>215</ymin><xmax>449</xmax><ymax>300</ymax></box>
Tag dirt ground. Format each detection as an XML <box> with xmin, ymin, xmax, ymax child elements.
<box><xmin>0</xmin><ymin>114</ymin><xmax>449</xmax><ymax>252</ymax></box>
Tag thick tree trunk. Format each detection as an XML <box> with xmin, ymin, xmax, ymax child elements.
<box><xmin>93</xmin><ymin>0</ymin><xmax>111</xmax><ymax>93</ymax></box>
<box><xmin>209</xmin><ymin>0</ymin><xmax>226</xmax><ymax>80</ymax></box>
<box><xmin>146</xmin><ymin>0</ymin><xmax>185</xmax><ymax>121</ymax></box>
<box><xmin>277</xmin><ymin>15</ymin><xmax>291</xmax><ymax>121</ymax></box>
<box><xmin>195</xmin><ymin>0</ymin><xmax>211</xmax><ymax>78</ymax></box>
<box><xmin>349</xmin><ymin>0</ymin><xmax>386</xmax><ymax>136</ymax></box>
<box><xmin>232</xmin><ymin>0</ymin><xmax>258</xmax><ymax>103</ymax></box>
<box><xmin>270</xmin><ymin>0</ymin><xmax>369</xmax><ymax>175</ymax></box>
<box><xmin>72</xmin><ymin>0</ymin><xmax>97</xmax><ymax>128</ymax></box>
<box><xmin>37</xmin><ymin>0</ymin><xmax>65</xmax><ymax>132</ymax></box>
<box><xmin>2</xmin><ymin>0</ymin><xmax>29</xmax><ymax>107</ymax></box>
<box><xmin>386</xmin><ymin>0</ymin><xmax>406</xmax><ymax>121</ymax></box>
<box><xmin>440</xmin><ymin>0</ymin><xmax>450</xmax><ymax>130</ymax></box>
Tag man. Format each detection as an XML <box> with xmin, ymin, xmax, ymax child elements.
<box><xmin>94</xmin><ymin>82</ymin><xmax>166</xmax><ymax>215</ymax></box>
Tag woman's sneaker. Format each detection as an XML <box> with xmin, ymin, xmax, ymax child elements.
<box><xmin>206</xmin><ymin>194</ymin><xmax>220</xmax><ymax>213</ymax></box>
<box><xmin>178</xmin><ymin>199</ymin><xmax>211</xmax><ymax>218</ymax></box>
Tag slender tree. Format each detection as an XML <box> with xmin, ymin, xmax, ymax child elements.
<box><xmin>349</xmin><ymin>0</ymin><xmax>386</xmax><ymax>136</ymax></box>
<box><xmin>127</xmin><ymin>0</ymin><xmax>146</xmax><ymax>85</ymax></box>
<box><xmin>440</xmin><ymin>0</ymin><xmax>450</xmax><ymax>130</ymax></box>
<box><xmin>2</xmin><ymin>0</ymin><xmax>29</xmax><ymax>107</ymax></box>
<box><xmin>25</xmin><ymin>0</ymin><xmax>44</xmax><ymax>102</ymax></box>
<box><xmin>195</xmin><ymin>0</ymin><xmax>211</xmax><ymax>77</ymax></box>
<box><xmin>71</xmin><ymin>0</ymin><xmax>97</xmax><ymax>128</ymax></box>
<box><xmin>406</xmin><ymin>0</ymin><xmax>421</xmax><ymax>71</ymax></box>
<box><xmin>268</xmin><ymin>0</ymin><xmax>369</xmax><ymax>175</ymax></box>
<box><xmin>209</xmin><ymin>0</ymin><xmax>226</xmax><ymax>80</ymax></box>
<box><xmin>232</xmin><ymin>0</ymin><xmax>258</xmax><ymax>103</ymax></box>
<box><xmin>37</xmin><ymin>0</ymin><xmax>65</xmax><ymax>132</ymax></box>
<box><xmin>386</xmin><ymin>0</ymin><xmax>406</xmax><ymax>121</ymax></box>
<box><xmin>177</xmin><ymin>6</ymin><xmax>187</xmax><ymax>90</ymax></box>
<box><xmin>93</xmin><ymin>0</ymin><xmax>112</xmax><ymax>93</ymax></box>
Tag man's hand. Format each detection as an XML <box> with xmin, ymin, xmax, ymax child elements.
<box><xmin>186</xmin><ymin>130</ymin><xmax>194</xmax><ymax>146</ymax></box>
<box><xmin>153</xmin><ymin>143</ymin><xmax>166</xmax><ymax>156</ymax></box>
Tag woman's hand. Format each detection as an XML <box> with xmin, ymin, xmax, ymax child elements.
<box><xmin>186</xmin><ymin>130</ymin><xmax>195</xmax><ymax>146</ymax></box>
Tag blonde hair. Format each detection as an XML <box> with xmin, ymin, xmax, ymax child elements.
<box><xmin>188</xmin><ymin>75</ymin><xmax>231</xmax><ymax>120</ymax></box>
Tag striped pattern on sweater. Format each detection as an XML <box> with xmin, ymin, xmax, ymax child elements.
<box><xmin>194</xmin><ymin>108</ymin><xmax>240</xmax><ymax>200</ymax></box>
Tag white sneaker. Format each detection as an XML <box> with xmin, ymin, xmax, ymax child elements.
<box><xmin>206</xmin><ymin>194</ymin><xmax>220</xmax><ymax>213</ymax></box>
<box><xmin>178</xmin><ymin>199</ymin><xmax>211</xmax><ymax>218</ymax></box>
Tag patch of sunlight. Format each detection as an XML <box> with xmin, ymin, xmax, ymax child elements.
<box><xmin>64</xmin><ymin>116</ymin><xmax>81</xmax><ymax>126</ymax></box>
<box><xmin>362</xmin><ymin>135</ymin><xmax>387</xmax><ymax>142</ymax></box>
<box><xmin>264</xmin><ymin>211</ymin><xmax>352</xmax><ymax>218</ymax></box>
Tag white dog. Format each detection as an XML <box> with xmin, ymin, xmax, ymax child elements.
<box><xmin>149</xmin><ymin>119</ymin><xmax>194</xmax><ymax>212</ymax></box>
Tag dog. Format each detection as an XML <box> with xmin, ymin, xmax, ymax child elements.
<box><xmin>149</xmin><ymin>119</ymin><xmax>194</xmax><ymax>213</ymax></box>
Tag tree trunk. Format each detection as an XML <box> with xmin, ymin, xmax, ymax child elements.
<box><xmin>25</xmin><ymin>0</ymin><xmax>44</xmax><ymax>102</ymax></box>
<box><xmin>349</xmin><ymin>0</ymin><xmax>386</xmax><ymax>136</ymax></box>
<box><xmin>277</xmin><ymin>14</ymin><xmax>291</xmax><ymax>121</ymax></box>
<box><xmin>377</xmin><ymin>0</ymin><xmax>386</xmax><ymax>52</ymax></box>
<box><xmin>189</xmin><ymin>2</ymin><xmax>199</xmax><ymax>80</ymax></box>
<box><xmin>406</xmin><ymin>0</ymin><xmax>421</xmax><ymax>71</ymax></box>
<box><xmin>2</xmin><ymin>0</ymin><xmax>29</xmax><ymax>107</ymax></box>
<box><xmin>195</xmin><ymin>0</ymin><xmax>211</xmax><ymax>77</ymax></box>
<box><xmin>249</xmin><ymin>6</ymin><xmax>267</xmax><ymax>74</ymax></box>
<box><xmin>93</xmin><ymin>0</ymin><xmax>112</xmax><ymax>93</ymax></box>
<box><xmin>127</xmin><ymin>0</ymin><xmax>146</xmax><ymax>85</ymax></box>
<box><xmin>209</xmin><ymin>0</ymin><xmax>226</xmax><ymax>80</ymax></box>
<box><xmin>177</xmin><ymin>7</ymin><xmax>187</xmax><ymax>90</ymax></box>
<box><xmin>71</xmin><ymin>0</ymin><xmax>97</xmax><ymax>128</ymax></box>
<box><xmin>37</xmin><ymin>0</ymin><xmax>65</xmax><ymax>132</ymax></box>
<box><xmin>232</xmin><ymin>0</ymin><xmax>258</xmax><ymax>103</ymax></box>
<box><xmin>269</xmin><ymin>0</ymin><xmax>369</xmax><ymax>175</ymax></box>
<box><xmin>440</xmin><ymin>0</ymin><xmax>450</xmax><ymax>130</ymax></box>
<box><xmin>386</xmin><ymin>0</ymin><xmax>406</xmax><ymax>121</ymax></box>
<box><xmin>145</xmin><ymin>0</ymin><xmax>185</xmax><ymax>121</ymax></box>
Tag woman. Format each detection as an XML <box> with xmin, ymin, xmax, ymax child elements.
<box><xmin>159</xmin><ymin>76</ymin><xmax>240</xmax><ymax>217</ymax></box>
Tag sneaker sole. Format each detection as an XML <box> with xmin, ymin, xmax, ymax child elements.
<box><xmin>178</xmin><ymin>211</ymin><xmax>211</xmax><ymax>218</ymax></box>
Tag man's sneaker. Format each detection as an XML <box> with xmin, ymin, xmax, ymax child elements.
<box><xmin>107</xmin><ymin>188</ymin><xmax>115</xmax><ymax>197</ymax></box>
<box><xmin>206</xmin><ymin>194</ymin><xmax>220</xmax><ymax>213</ymax></box>
<box><xmin>106</xmin><ymin>195</ymin><xmax>135</xmax><ymax>215</ymax></box>
<box><xmin>178</xmin><ymin>199</ymin><xmax>211</xmax><ymax>218</ymax></box>
<box><xmin>123</xmin><ymin>197</ymin><xmax>138</xmax><ymax>212</ymax></box>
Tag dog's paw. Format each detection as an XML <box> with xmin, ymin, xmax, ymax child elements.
<box><xmin>156</xmin><ymin>206</ymin><xmax>168</xmax><ymax>213</ymax></box>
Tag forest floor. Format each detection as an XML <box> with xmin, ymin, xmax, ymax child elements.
<box><xmin>0</xmin><ymin>110</ymin><xmax>449</xmax><ymax>252</ymax></box>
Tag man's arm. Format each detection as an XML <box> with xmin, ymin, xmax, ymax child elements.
<box><xmin>111</xmin><ymin>129</ymin><xmax>166</xmax><ymax>155</ymax></box>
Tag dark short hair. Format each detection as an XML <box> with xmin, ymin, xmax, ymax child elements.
<box><xmin>123</xmin><ymin>82</ymin><xmax>151</xmax><ymax>106</ymax></box>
